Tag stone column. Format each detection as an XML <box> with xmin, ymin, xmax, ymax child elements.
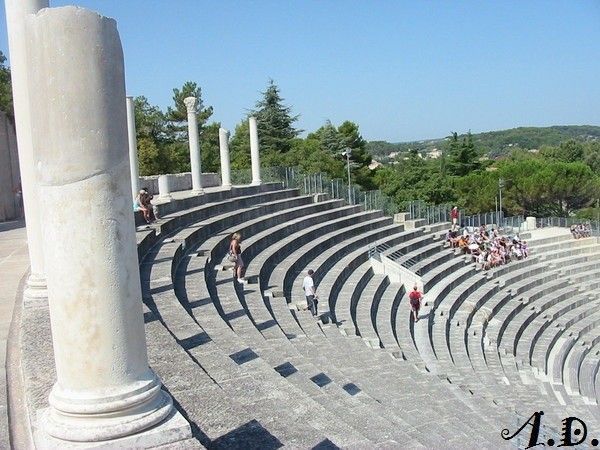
<box><xmin>4</xmin><ymin>0</ymin><xmax>49</xmax><ymax>302</ymax></box>
<box><xmin>126</xmin><ymin>96</ymin><xmax>140</xmax><ymax>200</ymax></box>
<box><xmin>184</xmin><ymin>96</ymin><xmax>203</xmax><ymax>194</ymax></box>
<box><xmin>26</xmin><ymin>7</ymin><xmax>189</xmax><ymax>445</ymax></box>
<box><xmin>158</xmin><ymin>174</ymin><xmax>172</xmax><ymax>201</ymax></box>
<box><xmin>219</xmin><ymin>127</ymin><xmax>232</xmax><ymax>189</ymax></box>
<box><xmin>526</xmin><ymin>216</ymin><xmax>536</xmax><ymax>231</ymax></box>
<box><xmin>249</xmin><ymin>116</ymin><xmax>261</xmax><ymax>185</ymax></box>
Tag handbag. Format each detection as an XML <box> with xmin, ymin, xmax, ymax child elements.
<box><xmin>227</xmin><ymin>251</ymin><xmax>238</xmax><ymax>263</ymax></box>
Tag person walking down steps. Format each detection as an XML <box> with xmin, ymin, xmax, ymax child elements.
<box><xmin>229</xmin><ymin>232</ymin><xmax>245</xmax><ymax>284</ymax></box>
<box><xmin>303</xmin><ymin>269</ymin><xmax>319</xmax><ymax>317</ymax></box>
<box><xmin>409</xmin><ymin>285</ymin><xmax>423</xmax><ymax>322</ymax></box>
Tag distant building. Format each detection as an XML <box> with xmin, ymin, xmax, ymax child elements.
<box><xmin>426</xmin><ymin>149</ymin><xmax>442</xmax><ymax>159</ymax></box>
<box><xmin>369</xmin><ymin>160</ymin><xmax>382</xmax><ymax>170</ymax></box>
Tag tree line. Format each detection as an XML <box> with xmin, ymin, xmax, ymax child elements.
<box><xmin>132</xmin><ymin>79</ymin><xmax>375</xmax><ymax>190</ymax></box>
<box><xmin>1</xmin><ymin>50</ymin><xmax>598</xmax><ymax>219</ymax></box>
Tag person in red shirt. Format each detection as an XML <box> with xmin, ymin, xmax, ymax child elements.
<box><xmin>409</xmin><ymin>285</ymin><xmax>423</xmax><ymax>322</ymax></box>
<box><xmin>450</xmin><ymin>206</ymin><xmax>459</xmax><ymax>231</ymax></box>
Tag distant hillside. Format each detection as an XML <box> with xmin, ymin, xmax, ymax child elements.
<box><xmin>368</xmin><ymin>125</ymin><xmax>600</xmax><ymax>159</ymax></box>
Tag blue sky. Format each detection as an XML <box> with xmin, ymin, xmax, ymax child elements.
<box><xmin>1</xmin><ymin>1</ymin><xmax>599</xmax><ymax>142</ymax></box>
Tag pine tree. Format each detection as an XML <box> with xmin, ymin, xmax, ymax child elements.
<box><xmin>253</xmin><ymin>79</ymin><xmax>300</xmax><ymax>155</ymax></box>
<box><xmin>166</xmin><ymin>81</ymin><xmax>213</xmax><ymax>141</ymax></box>
<box><xmin>447</xmin><ymin>131</ymin><xmax>480</xmax><ymax>176</ymax></box>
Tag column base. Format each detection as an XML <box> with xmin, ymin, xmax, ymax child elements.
<box><xmin>250</xmin><ymin>180</ymin><xmax>262</xmax><ymax>186</ymax></box>
<box><xmin>34</xmin><ymin>403</ymin><xmax>192</xmax><ymax>449</ymax></box>
<box><xmin>23</xmin><ymin>273</ymin><xmax>48</xmax><ymax>307</ymax></box>
<box><xmin>158</xmin><ymin>195</ymin><xmax>172</xmax><ymax>202</ymax></box>
<box><xmin>191</xmin><ymin>189</ymin><xmax>204</xmax><ymax>195</ymax></box>
<box><xmin>221</xmin><ymin>184</ymin><xmax>232</xmax><ymax>190</ymax></box>
<box><xmin>42</xmin><ymin>372</ymin><xmax>177</xmax><ymax>441</ymax></box>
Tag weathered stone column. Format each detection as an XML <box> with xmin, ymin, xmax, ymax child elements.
<box><xmin>249</xmin><ymin>116</ymin><xmax>261</xmax><ymax>185</ymax></box>
<box><xmin>126</xmin><ymin>96</ymin><xmax>140</xmax><ymax>200</ymax></box>
<box><xmin>4</xmin><ymin>0</ymin><xmax>49</xmax><ymax>302</ymax></box>
<box><xmin>26</xmin><ymin>7</ymin><xmax>189</xmax><ymax>445</ymax></box>
<box><xmin>219</xmin><ymin>127</ymin><xmax>232</xmax><ymax>189</ymax></box>
<box><xmin>158</xmin><ymin>174</ymin><xmax>172</xmax><ymax>201</ymax></box>
<box><xmin>184</xmin><ymin>96</ymin><xmax>203</xmax><ymax>194</ymax></box>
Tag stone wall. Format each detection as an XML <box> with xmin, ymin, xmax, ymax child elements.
<box><xmin>0</xmin><ymin>111</ymin><xmax>21</xmax><ymax>222</ymax></box>
<box><xmin>139</xmin><ymin>172</ymin><xmax>220</xmax><ymax>195</ymax></box>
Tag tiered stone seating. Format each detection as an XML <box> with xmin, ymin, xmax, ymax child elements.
<box><xmin>134</xmin><ymin>185</ymin><xmax>527</xmax><ymax>447</ymax></box>
<box><xmin>23</xmin><ymin>180</ymin><xmax>600</xmax><ymax>447</ymax></box>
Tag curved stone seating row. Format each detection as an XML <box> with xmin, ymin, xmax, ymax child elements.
<box><xmin>138</xmin><ymin>189</ymin><xmax>382</xmax><ymax>447</ymax></box>
<box><xmin>438</xmin><ymin>234</ymin><xmax>600</xmax><ymax>420</ymax></box>
<box><xmin>180</xmin><ymin>198</ymin><xmax>508</xmax><ymax>446</ymax></box>
<box><xmin>170</xmin><ymin>192</ymin><xmax>510</xmax><ymax>446</ymax></box>
<box><xmin>138</xmin><ymin>190</ymin><xmax>600</xmax><ymax>447</ymax></box>
<box><xmin>173</xmin><ymin>192</ymin><xmax>474</xmax><ymax>446</ymax></box>
<box><xmin>364</xmin><ymin>229</ymin><xmax>600</xmax><ymax>432</ymax></box>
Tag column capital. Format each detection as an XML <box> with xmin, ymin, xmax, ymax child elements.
<box><xmin>183</xmin><ymin>96</ymin><xmax>197</xmax><ymax>114</ymax></box>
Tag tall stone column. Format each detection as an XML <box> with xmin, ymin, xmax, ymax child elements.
<box><xmin>25</xmin><ymin>7</ymin><xmax>189</xmax><ymax>445</ymax></box>
<box><xmin>184</xmin><ymin>96</ymin><xmax>203</xmax><ymax>194</ymax></box>
<box><xmin>126</xmin><ymin>96</ymin><xmax>140</xmax><ymax>200</ymax></box>
<box><xmin>249</xmin><ymin>116</ymin><xmax>261</xmax><ymax>185</ymax></box>
<box><xmin>219</xmin><ymin>127</ymin><xmax>232</xmax><ymax>189</ymax></box>
<box><xmin>4</xmin><ymin>0</ymin><xmax>49</xmax><ymax>302</ymax></box>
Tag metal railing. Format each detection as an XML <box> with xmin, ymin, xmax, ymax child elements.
<box><xmin>231</xmin><ymin>166</ymin><xmax>400</xmax><ymax>216</ymax></box>
<box><xmin>368</xmin><ymin>241</ymin><xmax>421</xmax><ymax>276</ymax></box>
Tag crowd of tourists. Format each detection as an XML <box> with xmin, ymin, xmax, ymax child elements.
<box><xmin>571</xmin><ymin>223</ymin><xmax>592</xmax><ymax>239</ymax></box>
<box><xmin>446</xmin><ymin>225</ymin><xmax>529</xmax><ymax>271</ymax></box>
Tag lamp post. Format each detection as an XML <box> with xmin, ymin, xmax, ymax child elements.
<box><xmin>498</xmin><ymin>178</ymin><xmax>505</xmax><ymax>228</ymax></box>
<box><xmin>342</xmin><ymin>147</ymin><xmax>352</xmax><ymax>204</ymax></box>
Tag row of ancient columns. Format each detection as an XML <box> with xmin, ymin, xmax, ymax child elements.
<box><xmin>125</xmin><ymin>96</ymin><xmax>262</xmax><ymax>200</ymax></box>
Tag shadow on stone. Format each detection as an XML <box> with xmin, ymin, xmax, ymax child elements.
<box><xmin>310</xmin><ymin>372</ymin><xmax>332</xmax><ymax>388</ymax></box>
<box><xmin>210</xmin><ymin>419</ymin><xmax>283</xmax><ymax>450</ymax></box>
<box><xmin>312</xmin><ymin>438</ymin><xmax>340</xmax><ymax>449</ymax></box>
<box><xmin>274</xmin><ymin>362</ymin><xmax>297</xmax><ymax>378</ymax></box>
<box><xmin>178</xmin><ymin>331</ymin><xmax>212</xmax><ymax>350</ymax></box>
<box><xmin>229</xmin><ymin>348</ymin><xmax>258</xmax><ymax>365</ymax></box>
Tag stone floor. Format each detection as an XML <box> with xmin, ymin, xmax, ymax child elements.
<box><xmin>0</xmin><ymin>220</ymin><xmax>29</xmax><ymax>449</ymax></box>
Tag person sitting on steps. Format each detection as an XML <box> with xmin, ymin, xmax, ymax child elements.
<box><xmin>135</xmin><ymin>188</ymin><xmax>154</xmax><ymax>224</ymax></box>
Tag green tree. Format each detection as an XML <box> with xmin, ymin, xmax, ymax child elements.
<box><xmin>134</xmin><ymin>96</ymin><xmax>166</xmax><ymax>142</ymax></box>
<box><xmin>0</xmin><ymin>51</ymin><xmax>13</xmax><ymax>118</ymax></box>
<box><xmin>166</xmin><ymin>81</ymin><xmax>213</xmax><ymax>138</ymax></box>
<box><xmin>253</xmin><ymin>79</ymin><xmax>300</xmax><ymax>156</ymax></box>
<box><xmin>199</xmin><ymin>122</ymin><xmax>221</xmax><ymax>173</ymax></box>
<box><xmin>137</xmin><ymin>137</ymin><xmax>164</xmax><ymax>176</ymax></box>
<box><xmin>229</xmin><ymin>120</ymin><xmax>251</xmax><ymax>170</ymax></box>
<box><xmin>446</xmin><ymin>131</ymin><xmax>480</xmax><ymax>176</ymax></box>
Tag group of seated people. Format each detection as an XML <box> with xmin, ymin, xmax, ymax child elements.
<box><xmin>570</xmin><ymin>223</ymin><xmax>591</xmax><ymax>239</ymax></box>
<box><xmin>134</xmin><ymin>188</ymin><xmax>156</xmax><ymax>224</ymax></box>
<box><xmin>445</xmin><ymin>225</ymin><xmax>529</xmax><ymax>270</ymax></box>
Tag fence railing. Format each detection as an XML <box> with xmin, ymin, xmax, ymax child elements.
<box><xmin>231</xmin><ymin>166</ymin><xmax>400</xmax><ymax>216</ymax></box>
<box><xmin>368</xmin><ymin>241</ymin><xmax>421</xmax><ymax>276</ymax></box>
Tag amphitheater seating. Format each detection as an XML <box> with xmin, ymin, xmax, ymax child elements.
<box><xmin>18</xmin><ymin>182</ymin><xmax>600</xmax><ymax>448</ymax></box>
